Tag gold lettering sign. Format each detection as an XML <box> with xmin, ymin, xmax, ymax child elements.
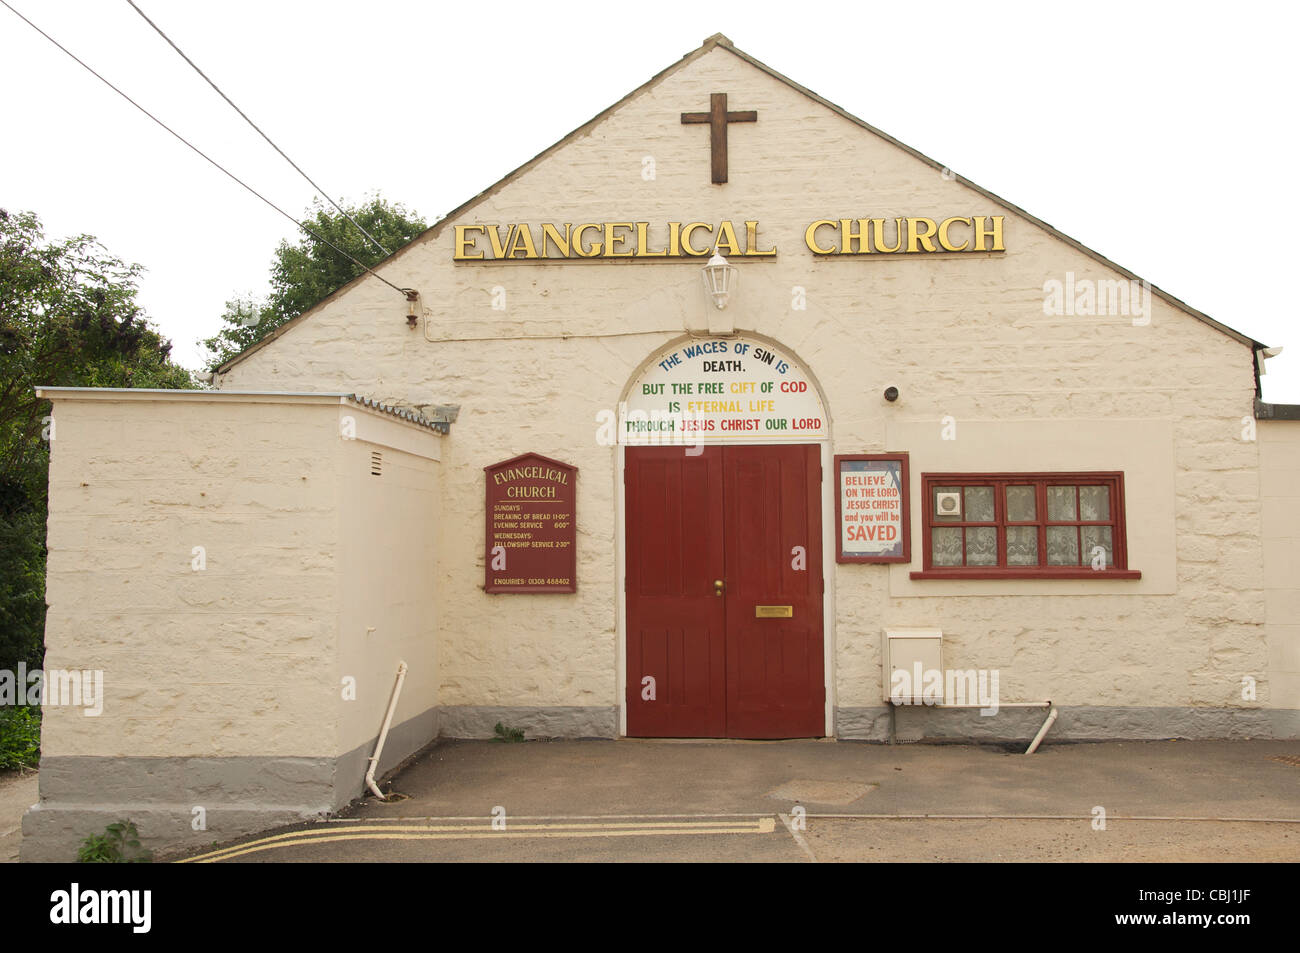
<box><xmin>453</xmin><ymin>221</ymin><xmax>777</xmax><ymax>261</ymax></box>
<box><xmin>452</xmin><ymin>217</ymin><xmax>1004</xmax><ymax>261</ymax></box>
<box><xmin>802</xmin><ymin>215</ymin><xmax>1006</xmax><ymax>255</ymax></box>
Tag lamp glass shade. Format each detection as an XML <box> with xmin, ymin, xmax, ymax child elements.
<box><xmin>702</xmin><ymin>253</ymin><xmax>737</xmax><ymax>310</ymax></box>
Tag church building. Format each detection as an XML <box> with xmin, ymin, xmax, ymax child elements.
<box><xmin>22</xmin><ymin>35</ymin><xmax>1300</xmax><ymax>860</ymax></box>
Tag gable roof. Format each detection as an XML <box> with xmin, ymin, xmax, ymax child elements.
<box><xmin>217</xmin><ymin>33</ymin><xmax>1265</xmax><ymax>375</ymax></box>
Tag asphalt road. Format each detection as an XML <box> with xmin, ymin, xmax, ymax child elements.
<box><xmin>171</xmin><ymin>738</ymin><xmax>1300</xmax><ymax>863</ymax></box>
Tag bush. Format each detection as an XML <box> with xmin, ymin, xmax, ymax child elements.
<box><xmin>0</xmin><ymin>504</ymin><xmax>46</xmax><ymax>674</ymax></box>
<box><xmin>0</xmin><ymin>704</ymin><xmax>40</xmax><ymax>770</ymax></box>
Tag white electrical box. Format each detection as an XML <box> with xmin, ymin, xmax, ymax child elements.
<box><xmin>883</xmin><ymin>629</ymin><xmax>943</xmax><ymax>704</ymax></box>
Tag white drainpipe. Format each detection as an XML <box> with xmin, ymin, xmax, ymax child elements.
<box><xmin>1025</xmin><ymin>707</ymin><xmax>1059</xmax><ymax>755</ymax></box>
<box><xmin>365</xmin><ymin>660</ymin><xmax>408</xmax><ymax>800</ymax></box>
<box><xmin>910</xmin><ymin>700</ymin><xmax>1058</xmax><ymax>754</ymax></box>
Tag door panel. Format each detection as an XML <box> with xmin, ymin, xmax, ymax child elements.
<box><xmin>625</xmin><ymin>447</ymin><xmax>726</xmax><ymax>737</ymax></box>
<box><xmin>723</xmin><ymin>445</ymin><xmax>825</xmax><ymax>738</ymax></box>
<box><xmin>625</xmin><ymin>443</ymin><xmax>824</xmax><ymax>739</ymax></box>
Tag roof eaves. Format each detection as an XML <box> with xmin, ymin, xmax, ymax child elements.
<box><xmin>345</xmin><ymin>394</ymin><xmax>451</xmax><ymax>435</ymax></box>
<box><xmin>1254</xmin><ymin>399</ymin><xmax>1300</xmax><ymax>421</ymax></box>
<box><xmin>33</xmin><ymin>387</ymin><xmax>452</xmax><ymax>434</ymax></box>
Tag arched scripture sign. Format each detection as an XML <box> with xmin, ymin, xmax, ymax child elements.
<box><xmin>622</xmin><ymin>337</ymin><xmax>827</xmax><ymax>444</ymax></box>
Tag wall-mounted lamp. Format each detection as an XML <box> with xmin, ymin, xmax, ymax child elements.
<box><xmin>701</xmin><ymin>252</ymin><xmax>737</xmax><ymax>310</ymax></box>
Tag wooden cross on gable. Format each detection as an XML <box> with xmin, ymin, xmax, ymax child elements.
<box><xmin>681</xmin><ymin>93</ymin><xmax>757</xmax><ymax>184</ymax></box>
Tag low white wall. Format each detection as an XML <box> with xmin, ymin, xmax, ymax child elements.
<box><xmin>24</xmin><ymin>389</ymin><xmax>444</xmax><ymax>861</ymax></box>
<box><xmin>40</xmin><ymin>392</ymin><xmax>344</xmax><ymax>759</ymax></box>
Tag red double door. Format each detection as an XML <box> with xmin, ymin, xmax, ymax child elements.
<box><xmin>625</xmin><ymin>444</ymin><xmax>825</xmax><ymax>738</ymax></box>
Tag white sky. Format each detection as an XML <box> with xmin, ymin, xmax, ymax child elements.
<box><xmin>3</xmin><ymin>0</ymin><xmax>1297</xmax><ymax>401</ymax></box>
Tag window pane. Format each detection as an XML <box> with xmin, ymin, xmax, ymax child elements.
<box><xmin>932</xmin><ymin>527</ymin><xmax>963</xmax><ymax>566</ymax></box>
<box><xmin>1006</xmin><ymin>485</ymin><xmax>1036</xmax><ymax>522</ymax></box>
<box><xmin>1047</xmin><ymin>526</ymin><xmax>1080</xmax><ymax>565</ymax></box>
<box><xmin>1081</xmin><ymin>525</ymin><xmax>1114</xmax><ymax>569</ymax></box>
<box><xmin>1047</xmin><ymin>486</ymin><xmax>1077</xmax><ymax>522</ymax></box>
<box><xmin>1006</xmin><ymin>526</ymin><xmax>1039</xmax><ymax>566</ymax></box>
<box><xmin>1079</xmin><ymin>485</ymin><xmax>1110</xmax><ymax>521</ymax></box>
<box><xmin>963</xmin><ymin>486</ymin><xmax>994</xmax><ymax>522</ymax></box>
<box><xmin>934</xmin><ymin>486</ymin><xmax>962</xmax><ymax>522</ymax></box>
<box><xmin>966</xmin><ymin>526</ymin><xmax>997</xmax><ymax>565</ymax></box>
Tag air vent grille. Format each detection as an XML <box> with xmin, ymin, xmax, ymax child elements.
<box><xmin>370</xmin><ymin>451</ymin><xmax>383</xmax><ymax>476</ymax></box>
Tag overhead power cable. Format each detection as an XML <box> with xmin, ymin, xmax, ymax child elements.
<box><xmin>123</xmin><ymin>0</ymin><xmax>392</xmax><ymax>258</ymax></box>
<box><xmin>0</xmin><ymin>0</ymin><xmax>411</xmax><ymax>300</ymax></box>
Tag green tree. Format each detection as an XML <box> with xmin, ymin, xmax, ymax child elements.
<box><xmin>201</xmin><ymin>195</ymin><xmax>426</xmax><ymax>370</ymax></box>
<box><xmin>0</xmin><ymin>207</ymin><xmax>194</xmax><ymax>671</ymax></box>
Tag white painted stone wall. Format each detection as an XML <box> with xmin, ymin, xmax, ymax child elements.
<box><xmin>336</xmin><ymin>419</ymin><xmax>441</xmax><ymax>759</ymax></box>
<box><xmin>213</xmin><ymin>41</ymin><xmax>1279</xmax><ymax>727</ymax></box>
<box><xmin>1260</xmin><ymin>420</ymin><xmax>1300</xmax><ymax>711</ymax></box>
<box><xmin>41</xmin><ymin>394</ymin><xmax>342</xmax><ymax>758</ymax></box>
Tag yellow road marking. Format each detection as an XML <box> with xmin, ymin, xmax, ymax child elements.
<box><xmin>185</xmin><ymin>819</ymin><xmax>767</xmax><ymax>861</ymax></box>
<box><xmin>323</xmin><ymin>813</ymin><xmax>773</xmax><ymax>822</ymax></box>
<box><xmin>183</xmin><ymin>817</ymin><xmax>777</xmax><ymax>863</ymax></box>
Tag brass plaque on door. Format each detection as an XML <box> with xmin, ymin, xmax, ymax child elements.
<box><xmin>754</xmin><ymin>605</ymin><xmax>793</xmax><ymax>618</ymax></box>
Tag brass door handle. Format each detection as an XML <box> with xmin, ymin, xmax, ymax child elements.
<box><xmin>714</xmin><ymin>579</ymin><xmax>725</xmax><ymax>596</ymax></box>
